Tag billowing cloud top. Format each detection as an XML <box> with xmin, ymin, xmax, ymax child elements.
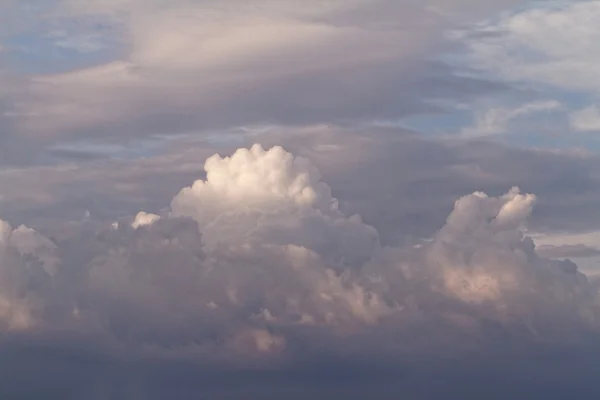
<box><xmin>171</xmin><ymin>144</ymin><xmax>379</xmax><ymax>264</ymax></box>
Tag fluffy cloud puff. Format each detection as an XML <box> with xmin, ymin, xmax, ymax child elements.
<box><xmin>171</xmin><ymin>144</ymin><xmax>379</xmax><ymax>267</ymax></box>
<box><xmin>0</xmin><ymin>144</ymin><xmax>598</xmax><ymax>361</ymax></box>
<box><xmin>0</xmin><ymin>220</ymin><xmax>58</xmax><ymax>331</ymax></box>
<box><xmin>427</xmin><ymin>188</ymin><xmax>595</xmax><ymax>322</ymax></box>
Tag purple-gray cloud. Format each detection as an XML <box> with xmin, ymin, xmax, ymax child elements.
<box><xmin>0</xmin><ymin>141</ymin><xmax>600</xmax><ymax>397</ymax></box>
<box><xmin>0</xmin><ymin>144</ymin><xmax>598</xmax><ymax>359</ymax></box>
<box><xmin>1</xmin><ymin>1</ymin><xmax>599</xmax><ymax>398</ymax></box>
<box><xmin>0</xmin><ymin>0</ymin><xmax>521</xmax><ymax>165</ymax></box>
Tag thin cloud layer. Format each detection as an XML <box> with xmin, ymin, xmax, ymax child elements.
<box><xmin>460</xmin><ymin>100</ymin><xmax>562</xmax><ymax>137</ymax></box>
<box><xmin>464</xmin><ymin>0</ymin><xmax>600</xmax><ymax>93</ymax></box>
<box><xmin>0</xmin><ymin>0</ymin><xmax>515</xmax><ymax>163</ymax></box>
<box><xmin>570</xmin><ymin>105</ymin><xmax>600</xmax><ymax>132</ymax></box>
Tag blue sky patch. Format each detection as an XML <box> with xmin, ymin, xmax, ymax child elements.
<box><xmin>2</xmin><ymin>1</ymin><xmax>123</xmax><ymax>74</ymax></box>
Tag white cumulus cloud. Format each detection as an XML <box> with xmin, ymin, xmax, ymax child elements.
<box><xmin>171</xmin><ymin>144</ymin><xmax>379</xmax><ymax>266</ymax></box>
<box><xmin>131</xmin><ymin>211</ymin><xmax>161</xmax><ymax>228</ymax></box>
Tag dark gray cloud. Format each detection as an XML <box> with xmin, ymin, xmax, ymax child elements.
<box><xmin>2</xmin><ymin>337</ymin><xmax>600</xmax><ymax>399</ymax></box>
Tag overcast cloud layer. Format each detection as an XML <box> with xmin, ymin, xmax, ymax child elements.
<box><xmin>2</xmin><ymin>0</ymin><xmax>600</xmax><ymax>398</ymax></box>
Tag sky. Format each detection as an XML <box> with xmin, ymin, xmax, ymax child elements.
<box><xmin>2</xmin><ymin>0</ymin><xmax>600</xmax><ymax>398</ymax></box>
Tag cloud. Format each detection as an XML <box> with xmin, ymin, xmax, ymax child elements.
<box><xmin>85</xmin><ymin>147</ymin><xmax>600</xmax><ymax>346</ymax></box>
<box><xmin>531</xmin><ymin>229</ymin><xmax>600</xmax><ymax>276</ymax></box>
<box><xmin>3</xmin><ymin>124</ymin><xmax>600</xmax><ymax>249</ymax></box>
<box><xmin>460</xmin><ymin>100</ymin><xmax>562</xmax><ymax>137</ymax></box>
<box><xmin>570</xmin><ymin>105</ymin><xmax>600</xmax><ymax>132</ymax></box>
<box><xmin>0</xmin><ymin>0</ymin><xmax>517</xmax><ymax>163</ymax></box>
<box><xmin>0</xmin><ymin>219</ymin><xmax>58</xmax><ymax>331</ymax></box>
<box><xmin>170</xmin><ymin>144</ymin><xmax>379</xmax><ymax>265</ymax></box>
<box><xmin>426</xmin><ymin>187</ymin><xmax>590</xmax><ymax>311</ymax></box>
<box><xmin>536</xmin><ymin>244</ymin><xmax>600</xmax><ymax>259</ymax></box>
<box><xmin>2</xmin><ymin>1</ymin><xmax>600</xmax><ymax>396</ymax></box>
<box><xmin>0</xmin><ymin>142</ymin><xmax>598</xmax><ymax>396</ymax></box>
<box><xmin>462</xmin><ymin>1</ymin><xmax>600</xmax><ymax>94</ymax></box>
<box><xmin>0</xmin><ymin>144</ymin><xmax>597</xmax><ymax>353</ymax></box>
<box><xmin>131</xmin><ymin>211</ymin><xmax>161</xmax><ymax>229</ymax></box>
